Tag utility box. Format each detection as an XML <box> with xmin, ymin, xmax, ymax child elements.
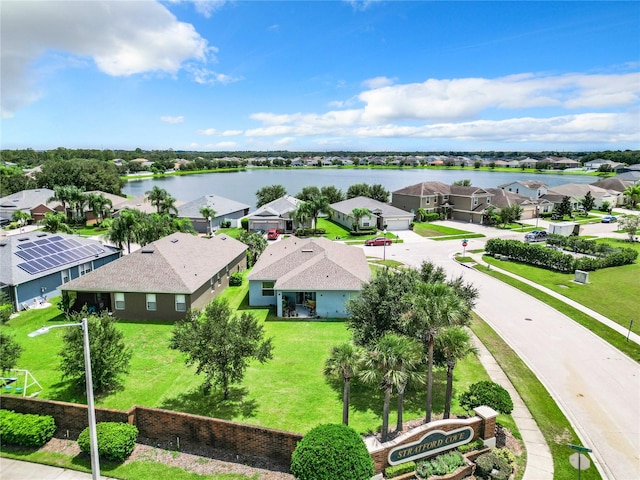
<box><xmin>549</xmin><ymin>222</ymin><xmax>580</xmax><ymax>237</ymax></box>
<box><xmin>575</xmin><ymin>270</ymin><xmax>589</xmax><ymax>284</ymax></box>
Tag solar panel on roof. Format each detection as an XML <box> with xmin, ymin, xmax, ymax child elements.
<box><xmin>41</xmin><ymin>244</ymin><xmax>56</xmax><ymax>255</ymax></box>
<box><xmin>49</xmin><ymin>236</ymin><xmax>63</xmax><ymax>242</ymax></box>
<box><xmin>35</xmin><ymin>239</ymin><xmax>49</xmax><ymax>245</ymax></box>
<box><xmin>18</xmin><ymin>242</ymin><xmax>35</xmax><ymax>249</ymax></box>
<box><xmin>17</xmin><ymin>263</ymin><xmax>39</xmax><ymax>274</ymax></box>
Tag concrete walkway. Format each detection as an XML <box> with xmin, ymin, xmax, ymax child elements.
<box><xmin>0</xmin><ymin>458</ymin><xmax>115</xmax><ymax>480</ymax></box>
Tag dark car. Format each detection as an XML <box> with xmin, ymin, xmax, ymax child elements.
<box><xmin>601</xmin><ymin>215</ymin><xmax>617</xmax><ymax>223</ymax></box>
<box><xmin>524</xmin><ymin>230</ymin><xmax>547</xmax><ymax>242</ymax></box>
<box><xmin>267</xmin><ymin>228</ymin><xmax>279</xmax><ymax>240</ymax></box>
<box><xmin>365</xmin><ymin>237</ymin><xmax>392</xmax><ymax>246</ymax></box>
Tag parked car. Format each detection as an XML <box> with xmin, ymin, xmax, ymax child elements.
<box><xmin>601</xmin><ymin>215</ymin><xmax>617</xmax><ymax>223</ymax></box>
<box><xmin>524</xmin><ymin>230</ymin><xmax>548</xmax><ymax>242</ymax></box>
<box><xmin>365</xmin><ymin>237</ymin><xmax>392</xmax><ymax>246</ymax></box>
<box><xmin>267</xmin><ymin>228</ymin><xmax>280</xmax><ymax>240</ymax></box>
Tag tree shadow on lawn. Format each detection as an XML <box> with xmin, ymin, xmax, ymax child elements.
<box><xmin>325</xmin><ymin>370</ymin><xmax>449</xmax><ymax>434</ymax></box>
<box><xmin>47</xmin><ymin>378</ymin><xmax>125</xmax><ymax>404</ymax></box>
<box><xmin>159</xmin><ymin>385</ymin><xmax>258</xmax><ymax>421</ymax></box>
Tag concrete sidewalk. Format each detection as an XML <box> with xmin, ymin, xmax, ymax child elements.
<box><xmin>0</xmin><ymin>458</ymin><xmax>116</xmax><ymax>480</ymax></box>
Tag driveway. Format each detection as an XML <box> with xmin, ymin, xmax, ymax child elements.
<box><xmin>365</xmin><ymin>225</ymin><xmax>639</xmax><ymax>480</ymax></box>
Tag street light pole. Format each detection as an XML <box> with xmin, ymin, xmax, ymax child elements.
<box><xmin>536</xmin><ymin>206</ymin><xmax>540</xmax><ymax>229</ymax></box>
<box><xmin>29</xmin><ymin>319</ymin><xmax>101</xmax><ymax>480</ymax></box>
<box><xmin>208</xmin><ymin>216</ymin><xmax>212</xmax><ymax>237</ymax></box>
<box><xmin>383</xmin><ymin>228</ymin><xmax>387</xmax><ymax>261</ymax></box>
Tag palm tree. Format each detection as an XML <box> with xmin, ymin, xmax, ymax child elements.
<box><xmin>103</xmin><ymin>209</ymin><xmax>141</xmax><ymax>253</ymax></box>
<box><xmin>11</xmin><ymin>210</ymin><xmax>32</xmax><ymax>229</ymax></box>
<box><xmin>86</xmin><ymin>193</ymin><xmax>112</xmax><ymax>225</ymax></box>
<box><xmin>160</xmin><ymin>195</ymin><xmax>179</xmax><ymax>216</ymax></box>
<box><xmin>360</xmin><ymin>333</ymin><xmax>423</xmax><ymax>442</ymax></box>
<box><xmin>145</xmin><ymin>186</ymin><xmax>169</xmax><ymax>214</ymax></box>
<box><xmin>623</xmin><ymin>184</ymin><xmax>640</xmax><ymax>209</ymax></box>
<box><xmin>199</xmin><ymin>206</ymin><xmax>217</xmax><ymax>236</ymax></box>
<box><xmin>324</xmin><ymin>343</ymin><xmax>363</xmax><ymax>425</ymax></box>
<box><xmin>306</xmin><ymin>194</ymin><xmax>331</xmax><ymax>232</ymax></box>
<box><xmin>40</xmin><ymin>212</ymin><xmax>72</xmax><ymax>233</ymax></box>
<box><xmin>48</xmin><ymin>185</ymin><xmax>75</xmax><ymax>221</ymax></box>
<box><xmin>435</xmin><ymin>327</ymin><xmax>477</xmax><ymax>419</ymax></box>
<box><xmin>350</xmin><ymin>208</ymin><xmax>371</xmax><ymax>232</ymax></box>
<box><xmin>291</xmin><ymin>202</ymin><xmax>312</xmax><ymax>231</ymax></box>
<box><xmin>401</xmin><ymin>282</ymin><xmax>470</xmax><ymax>423</ymax></box>
<box><xmin>66</xmin><ymin>186</ymin><xmax>86</xmax><ymax>222</ymax></box>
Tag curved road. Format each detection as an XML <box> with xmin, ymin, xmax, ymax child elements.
<box><xmin>365</xmin><ymin>224</ymin><xmax>639</xmax><ymax>480</ymax></box>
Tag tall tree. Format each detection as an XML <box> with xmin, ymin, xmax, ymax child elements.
<box><xmin>103</xmin><ymin>209</ymin><xmax>141</xmax><ymax>253</ymax></box>
<box><xmin>556</xmin><ymin>196</ymin><xmax>573</xmax><ymax>218</ymax></box>
<box><xmin>434</xmin><ymin>327</ymin><xmax>477</xmax><ymax>419</ymax></box>
<box><xmin>369</xmin><ymin>184</ymin><xmax>390</xmax><ymax>203</ymax></box>
<box><xmin>256</xmin><ymin>184</ymin><xmax>286</xmax><ymax>208</ymax></box>
<box><xmin>67</xmin><ymin>186</ymin><xmax>87</xmax><ymax>222</ymax></box>
<box><xmin>237</xmin><ymin>230</ymin><xmax>268</xmax><ymax>266</ymax></box>
<box><xmin>619</xmin><ymin>214</ymin><xmax>640</xmax><ymax>242</ymax></box>
<box><xmin>346</xmin><ymin>183</ymin><xmax>370</xmax><ymax>199</ymax></box>
<box><xmin>580</xmin><ymin>191</ymin><xmax>595</xmax><ymax>213</ymax></box>
<box><xmin>199</xmin><ymin>206</ymin><xmax>217</xmax><ymax>236</ymax></box>
<box><xmin>145</xmin><ymin>186</ymin><xmax>169</xmax><ymax>214</ymax></box>
<box><xmin>452</xmin><ymin>179</ymin><xmax>472</xmax><ymax>186</ymax></box>
<box><xmin>623</xmin><ymin>184</ymin><xmax>640</xmax><ymax>209</ymax></box>
<box><xmin>11</xmin><ymin>209</ymin><xmax>31</xmax><ymax>227</ymax></box>
<box><xmin>86</xmin><ymin>192</ymin><xmax>112</xmax><ymax>224</ymax></box>
<box><xmin>306</xmin><ymin>194</ymin><xmax>331</xmax><ymax>231</ymax></box>
<box><xmin>296</xmin><ymin>186</ymin><xmax>321</xmax><ymax>202</ymax></box>
<box><xmin>48</xmin><ymin>185</ymin><xmax>75</xmax><ymax>221</ymax></box>
<box><xmin>40</xmin><ymin>212</ymin><xmax>73</xmax><ymax>233</ymax></box>
<box><xmin>321</xmin><ymin>185</ymin><xmax>345</xmax><ymax>204</ymax></box>
<box><xmin>170</xmin><ymin>298</ymin><xmax>273</xmax><ymax>399</ymax></box>
<box><xmin>58</xmin><ymin>310</ymin><xmax>132</xmax><ymax>394</ymax></box>
<box><xmin>401</xmin><ymin>282</ymin><xmax>470</xmax><ymax>422</ymax></box>
<box><xmin>324</xmin><ymin>343</ymin><xmax>363</xmax><ymax>425</ymax></box>
<box><xmin>159</xmin><ymin>195</ymin><xmax>179</xmax><ymax>216</ymax></box>
<box><xmin>360</xmin><ymin>333</ymin><xmax>422</xmax><ymax>442</ymax></box>
<box><xmin>291</xmin><ymin>202</ymin><xmax>312</xmax><ymax>230</ymax></box>
<box><xmin>0</xmin><ymin>331</ymin><xmax>23</xmax><ymax>374</ymax></box>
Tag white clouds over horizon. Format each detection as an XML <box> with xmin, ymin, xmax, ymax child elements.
<box><xmin>0</xmin><ymin>0</ymin><xmax>219</xmax><ymax>118</ymax></box>
<box><xmin>161</xmin><ymin>115</ymin><xmax>185</xmax><ymax>124</ymax></box>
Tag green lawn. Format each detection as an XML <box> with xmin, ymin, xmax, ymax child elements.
<box><xmin>1</xmin><ymin>279</ymin><xmax>506</xmax><ymax>437</ymax></box>
<box><xmin>412</xmin><ymin>222</ymin><xmax>471</xmax><ymax>237</ymax></box>
<box><xmin>482</xmin><ymin>237</ymin><xmax>640</xmax><ymax>336</ymax></box>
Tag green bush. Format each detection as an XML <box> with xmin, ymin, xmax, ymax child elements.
<box><xmin>415</xmin><ymin>451</ymin><xmax>466</xmax><ymax>478</ymax></box>
<box><xmin>459</xmin><ymin>381</ymin><xmax>513</xmax><ymax>415</ymax></box>
<box><xmin>290</xmin><ymin>424</ymin><xmax>374</xmax><ymax>480</ymax></box>
<box><xmin>457</xmin><ymin>438</ymin><xmax>485</xmax><ymax>453</ymax></box>
<box><xmin>493</xmin><ymin>447</ymin><xmax>517</xmax><ymax>467</ymax></box>
<box><xmin>0</xmin><ymin>410</ymin><xmax>56</xmax><ymax>447</ymax></box>
<box><xmin>384</xmin><ymin>461</ymin><xmax>415</xmax><ymax>478</ymax></box>
<box><xmin>77</xmin><ymin>422</ymin><xmax>138</xmax><ymax>462</ymax></box>
<box><xmin>229</xmin><ymin>272</ymin><xmax>243</xmax><ymax>286</ymax></box>
<box><xmin>240</xmin><ymin>218</ymin><xmax>248</xmax><ymax>231</ymax></box>
<box><xmin>296</xmin><ymin>228</ymin><xmax>326</xmax><ymax>236</ymax></box>
<box><xmin>475</xmin><ymin>451</ymin><xmax>512</xmax><ymax>480</ymax></box>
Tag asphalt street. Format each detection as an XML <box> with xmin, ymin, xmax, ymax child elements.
<box><xmin>367</xmin><ymin>220</ymin><xmax>639</xmax><ymax>480</ymax></box>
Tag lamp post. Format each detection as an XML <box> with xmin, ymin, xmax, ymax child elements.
<box><xmin>536</xmin><ymin>205</ymin><xmax>540</xmax><ymax>229</ymax></box>
<box><xmin>29</xmin><ymin>319</ymin><xmax>101</xmax><ymax>480</ymax></box>
<box><xmin>208</xmin><ymin>216</ymin><xmax>212</xmax><ymax>237</ymax></box>
<box><xmin>383</xmin><ymin>228</ymin><xmax>387</xmax><ymax>261</ymax></box>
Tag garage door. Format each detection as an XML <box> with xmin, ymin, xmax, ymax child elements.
<box><xmin>384</xmin><ymin>218</ymin><xmax>411</xmax><ymax>231</ymax></box>
<box><xmin>252</xmin><ymin>221</ymin><xmax>279</xmax><ymax>232</ymax></box>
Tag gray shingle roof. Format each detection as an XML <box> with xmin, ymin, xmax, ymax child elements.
<box><xmin>60</xmin><ymin>232</ymin><xmax>247</xmax><ymax>294</ymax></box>
<box><xmin>247</xmin><ymin>195</ymin><xmax>302</xmax><ymax>219</ymax></box>
<box><xmin>177</xmin><ymin>194</ymin><xmax>250</xmax><ymax>219</ymax></box>
<box><xmin>330</xmin><ymin>196</ymin><xmax>413</xmax><ymax>218</ymax></box>
<box><xmin>392</xmin><ymin>182</ymin><xmax>451</xmax><ymax>196</ymax></box>
<box><xmin>0</xmin><ymin>188</ymin><xmax>57</xmax><ymax>211</ymax></box>
<box><xmin>247</xmin><ymin>236</ymin><xmax>370</xmax><ymax>291</ymax></box>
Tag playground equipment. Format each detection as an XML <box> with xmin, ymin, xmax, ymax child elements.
<box><xmin>0</xmin><ymin>369</ymin><xmax>42</xmax><ymax>397</ymax></box>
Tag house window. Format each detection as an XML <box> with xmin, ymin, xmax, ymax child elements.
<box><xmin>261</xmin><ymin>281</ymin><xmax>275</xmax><ymax>297</ymax></box>
<box><xmin>61</xmin><ymin>269</ymin><xmax>70</xmax><ymax>284</ymax></box>
<box><xmin>217</xmin><ymin>273</ymin><xmax>221</xmax><ymax>286</ymax></box>
<box><xmin>115</xmin><ymin>293</ymin><xmax>125</xmax><ymax>310</ymax></box>
<box><xmin>473</xmin><ymin>197</ymin><xmax>478</xmax><ymax>206</ymax></box>
<box><xmin>175</xmin><ymin>294</ymin><xmax>186</xmax><ymax>312</ymax></box>
<box><xmin>425</xmin><ymin>197</ymin><xmax>430</xmax><ymax>205</ymax></box>
<box><xmin>79</xmin><ymin>262</ymin><xmax>92</xmax><ymax>276</ymax></box>
<box><xmin>146</xmin><ymin>293</ymin><xmax>157</xmax><ymax>311</ymax></box>
<box><xmin>487</xmin><ymin>197</ymin><xmax>491</xmax><ymax>204</ymax></box>
<box><xmin>363</xmin><ymin>222</ymin><xmax>369</xmax><ymax>227</ymax></box>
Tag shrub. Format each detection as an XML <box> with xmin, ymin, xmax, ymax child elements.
<box><xmin>475</xmin><ymin>451</ymin><xmax>512</xmax><ymax>480</ymax></box>
<box><xmin>229</xmin><ymin>272</ymin><xmax>243</xmax><ymax>286</ymax></box>
<box><xmin>290</xmin><ymin>424</ymin><xmax>374</xmax><ymax>480</ymax></box>
<box><xmin>0</xmin><ymin>410</ymin><xmax>56</xmax><ymax>447</ymax></box>
<box><xmin>220</xmin><ymin>220</ymin><xmax>232</xmax><ymax>228</ymax></box>
<box><xmin>78</xmin><ymin>422</ymin><xmax>138</xmax><ymax>462</ymax></box>
<box><xmin>415</xmin><ymin>451</ymin><xmax>466</xmax><ymax>478</ymax></box>
<box><xmin>459</xmin><ymin>381</ymin><xmax>513</xmax><ymax>415</ymax></box>
<box><xmin>457</xmin><ymin>438</ymin><xmax>485</xmax><ymax>454</ymax></box>
<box><xmin>493</xmin><ymin>447</ymin><xmax>517</xmax><ymax>467</ymax></box>
<box><xmin>384</xmin><ymin>461</ymin><xmax>416</xmax><ymax>478</ymax></box>
<box><xmin>240</xmin><ymin>218</ymin><xmax>248</xmax><ymax>231</ymax></box>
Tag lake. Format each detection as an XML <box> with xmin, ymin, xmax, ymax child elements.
<box><xmin>122</xmin><ymin>168</ymin><xmax>598</xmax><ymax>210</ymax></box>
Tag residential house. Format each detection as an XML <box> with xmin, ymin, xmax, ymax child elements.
<box><xmin>498</xmin><ymin>180</ymin><xmax>548</xmax><ymax>199</ymax></box>
<box><xmin>60</xmin><ymin>232</ymin><xmax>247</xmax><ymax>321</ymax></box>
<box><xmin>391</xmin><ymin>182</ymin><xmax>493</xmax><ymax>223</ymax></box>
<box><xmin>247</xmin><ymin>236</ymin><xmax>371</xmax><ymax>318</ymax></box>
<box><xmin>547</xmin><ymin>157</ymin><xmax>580</xmax><ymax>170</ymax></box>
<box><xmin>112</xmin><ymin>195</ymin><xmax>185</xmax><ymax>215</ymax></box>
<box><xmin>485</xmin><ymin>189</ymin><xmax>554</xmax><ymax>219</ymax></box>
<box><xmin>330</xmin><ymin>196</ymin><xmax>413</xmax><ymax>231</ymax></box>
<box><xmin>542</xmin><ymin>183</ymin><xmax>621</xmax><ymax>209</ymax></box>
<box><xmin>177</xmin><ymin>194</ymin><xmax>250</xmax><ymax>232</ymax></box>
<box><xmin>518</xmin><ymin>157</ymin><xmax>539</xmax><ymax>169</ymax></box>
<box><xmin>583</xmin><ymin>159</ymin><xmax>625</xmax><ymax>172</ymax></box>
<box><xmin>590</xmin><ymin>177</ymin><xmax>635</xmax><ymax>194</ymax></box>
<box><xmin>0</xmin><ymin>231</ymin><xmax>121</xmax><ymax>312</ymax></box>
<box><xmin>0</xmin><ymin>188</ymin><xmax>62</xmax><ymax>224</ymax></box>
<box><xmin>246</xmin><ymin>195</ymin><xmax>309</xmax><ymax>234</ymax></box>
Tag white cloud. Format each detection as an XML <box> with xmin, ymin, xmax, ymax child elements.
<box><xmin>196</xmin><ymin>128</ymin><xmax>242</xmax><ymax>136</ymax></box>
<box><xmin>196</xmin><ymin>128</ymin><xmax>219</xmax><ymax>136</ymax></box>
<box><xmin>1</xmin><ymin>0</ymin><xmax>214</xmax><ymax>117</ymax></box>
<box><xmin>275</xmin><ymin>137</ymin><xmax>295</xmax><ymax>146</ymax></box>
<box><xmin>222</xmin><ymin>130</ymin><xmax>243</xmax><ymax>136</ymax></box>
<box><xmin>193</xmin><ymin>0</ymin><xmax>227</xmax><ymax>18</ymax></box>
<box><xmin>361</xmin><ymin>76</ymin><xmax>395</xmax><ymax>89</ymax></box>
<box><xmin>161</xmin><ymin>115</ymin><xmax>185</xmax><ymax>124</ymax></box>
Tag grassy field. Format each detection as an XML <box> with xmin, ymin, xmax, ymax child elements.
<box><xmin>482</xmin><ymin>237</ymin><xmax>640</xmax><ymax>336</ymax></box>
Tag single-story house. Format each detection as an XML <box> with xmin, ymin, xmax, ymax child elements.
<box><xmin>590</xmin><ymin>177</ymin><xmax>635</xmax><ymax>193</ymax></box>
<box><xmin>544</xmin><ymin>183</ymin><xmax>622</xmax><ymax>209</ymax></box>
<box><xmin>60</xmin><ymin>232</ymin><xmax>247</xmax><ymax>321</ymax></box>
<box><xmin>246</xmin><ymin>195</ymin><xmax>309</xmax><ymax>234</ymax></box>
<box><xmin>485</xmin><ymin>189</ymin><xmax>555</xmax><ymax>219</ymax></box>
<box><xmin>177</xmin><ymin>194</ymin><xmax>250</xmax><ymax>233</ymax></box>
<box><xmin>0</xmin><ymin>188</ymin><xmax>62</xmax><ymax>223</ymax></box>
<box><xmin>330</xmin><ymin>196</ymin><xmax>414</xmax><ymax>231</ymax></box>
<box><xmin>0</xmin><ymin>231</ymin><xmax>121</xmax><ymax>312</ymax></box>
<box><xmin>247</xmin><ymin>236</ymin><xmax>371</xmax><ymax>318</ymax></box>
<box><xmin>111</xmin><ymin>195</ymin><xmax>185</xmax><ymax>215</ymax></box>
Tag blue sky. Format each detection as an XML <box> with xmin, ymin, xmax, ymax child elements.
<box><xmin>1</xmin><ymin>0</ymin><xmax>639</xmax><ymax>152</ymax></box>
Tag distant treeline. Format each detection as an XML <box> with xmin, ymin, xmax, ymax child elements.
<box><xmin>1</xmin><ymin>147</ymin><xmax>639</xmax><ymax>168</ymax></box>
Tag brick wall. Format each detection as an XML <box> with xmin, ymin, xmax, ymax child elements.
<box><xmin>1</xmin><ymin>396</ymin><xmax>301</xmax><ymax>468</ymax></box>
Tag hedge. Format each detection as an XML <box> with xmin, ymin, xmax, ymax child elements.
<box><xmin>384</xmin><ymin>461</ymin><xmax>416</xmax><ymax>478</ymax></box>
<box><xmin>78</xmin><ymin>422</ymin><xmax>138</xmax><ymax>462</ymax></box>
<box><xmin>0</xmin><ymin>409</ymin><xmax>56</xmax><ymax>447</ymax></box>
<box><xmin>459</xmin><ymin>381</ymin><xmax>513</xmax><ymax>415</ymax></box>
<box><xmin>475</xmin><ymin>451</ymin><xmax>512</xmax><ymax>480</ymax></box>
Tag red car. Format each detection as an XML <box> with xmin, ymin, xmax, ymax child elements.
<box><xmin>365</xmin><ymin>237</ymin><xmax>392</xmax><ymax>246</ymax></box>
<box><xmin>267</xmin><ymin>228</ymin><xmax>279</xmax><ymax>240</ymax></box>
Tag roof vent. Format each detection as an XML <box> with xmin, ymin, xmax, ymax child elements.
<box><xmin>0</xmin><ymin>243</ymin><xmax>6</xmax><ymax>247</ymax></box>
<box><xmin>36</xmin><ymin>233</ymin><xmax>47</xmax><ymax>237</ymax></box>
<box><xmin>141</xmin><ymin>248</ymin><xmax>155</xmax><ymax>254</ymax></box>
<box><xmin>171</xmin><ymin>239</ymin><xmax>179</xmax><ymax>243</ymax></box>
<box><xmin>302</xmin><ymin>249</ymin><xmax>314</xmax><ymax>253</ymax></box>
<box><xmin>18</xmin><ymin>237</ymin><xmax>29</xmax><ymax>241</ymax></box>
